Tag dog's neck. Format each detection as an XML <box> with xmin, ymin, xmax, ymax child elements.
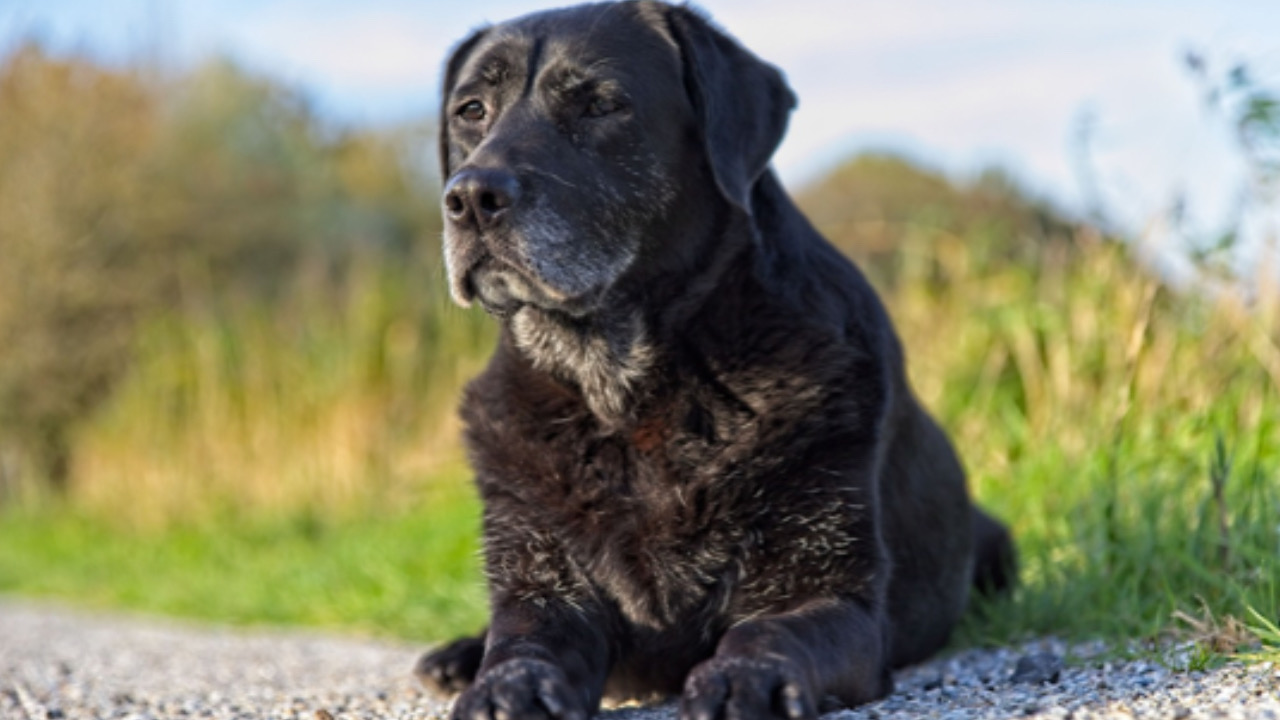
<box><xmin>508</xmin><ymin>303</ymin><xmax>655</xmax><ymax>425</ymax></box>
<box><xmin>503</xmin><ymin>193</ymin><xmax>764</xmax><ymax>428</ymax></box>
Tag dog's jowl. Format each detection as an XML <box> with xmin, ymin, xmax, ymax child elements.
<box><xmin>415</xmin><ymin>3</ymin><xmax>1016</xmax><ymax>719</ymax></box>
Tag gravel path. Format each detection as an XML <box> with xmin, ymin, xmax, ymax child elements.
<box><xmin>2</xmin><ymin>600</ymin><xmax>1277</xmax><ymax>720</ymax></box>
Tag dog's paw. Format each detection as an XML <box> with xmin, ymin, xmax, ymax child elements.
<box><xmin>450</xmin><ymin>658</ymin><xmax>586</xmax><ymax>720</ymax></box>
<box><xmin>680</xmin><ymin>656</ymin><xmax>816</xmax><ymax>720</ymax></box>
<box><xmin>415</xmin><ymin>635</ymin><xmax>486</xmax><ymax>694</ymax></box>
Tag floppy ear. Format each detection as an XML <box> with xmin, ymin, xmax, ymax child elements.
<box><xmin>666</xmin><ymin>6</ymin><xmax>796</xmax><ymax>213</ymax></box>
<box><xmin>438</xmin><ymin>27</ymin><xmax>490</xmax><ymax>182</ymax></box>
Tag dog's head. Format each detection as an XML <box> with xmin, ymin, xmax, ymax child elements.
<box><xmin>438</xmin><ymin>1</ymin><xmax>796</xmax><ymax>320</ymax></box>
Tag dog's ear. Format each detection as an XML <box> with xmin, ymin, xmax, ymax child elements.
<box><xmin>438</xmin><ymin>27</ymin><xmax>490</xmax><ymax>182</ymax></box>
<box><xmin>665</xmin><ymin>6</ymin><xmax>796</xmax><ymax>213</ymax></box>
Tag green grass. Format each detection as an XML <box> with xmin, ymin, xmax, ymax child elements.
<box><xmin>1244</xmin><ymin>607</ymin><xmax>1280</xmax><ymax>661</ymax></box>
<box><xmin>0</xmin><ymin>473</ymin><xmax>487</xmax><ymax>642</ymax></box>
<box><xmin>957</xmin><ymin>417</ymin><xmax>1280</xmax><ymax>648</ymax></box>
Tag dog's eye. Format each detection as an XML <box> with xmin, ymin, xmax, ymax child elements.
<box><xmin>585</xmin><ymin>96</ymin><xmax>622</xmax><ymax>118</ymax></box>
<box><xmin>458</xmin><ymin>101</ymin><xmax>487</xmax><ymax>122</ymax></box>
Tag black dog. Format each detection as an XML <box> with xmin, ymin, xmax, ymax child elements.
<box><xmin>416</xmin><ymin>3</ymin><xmax>1015</xmax><ymax>719</ymax></box>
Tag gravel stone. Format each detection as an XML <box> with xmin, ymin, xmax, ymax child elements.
<box><xmin>1011</xmin><ymin>652</ymin><xmax>1064</xmax><ymax>685</ymax></box>
<box><xmin>3</xmin><ymin>601</ymin><xmax>1279</xmax><ymax>719</ymax></box>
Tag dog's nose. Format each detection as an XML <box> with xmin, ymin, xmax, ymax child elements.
<box><xmin>444</xmin><ymin>168</ymin><xmax>520</xmax><ymax>228</ymax></box>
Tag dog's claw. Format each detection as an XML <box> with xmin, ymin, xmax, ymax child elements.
<box><xmin>416</xmin><ymin>635</ymin><xmax>486</xmax><ymax>695</ymax></box>
<box><xmin>451</xmin><ymin>658</ymin><xmax>582</xmax><ymax>720</ymax></box>
<box><xmin>781</xmin><ymin>681</ymin><xmax>809</xmax><ymax>720</ymax></box>
<box><xmin>681</xmin><ymin>663</ymin><xmax>727</xmax><ymax>720</ymax></box>
<box><xmin>681</xmin><ymin>657</ymin><xmax>816</xmax><ymax>720</ymax></box>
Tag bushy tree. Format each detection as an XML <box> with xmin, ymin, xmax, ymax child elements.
<box><xmin>0</xmin><ymin>44</ymin><xmax>166</xmax><ymax>491</ymax></box>
<box><xmin>0</xmin><ymin>44</ymin><xmax>443</xmax><ymax>494</ymax></box>
<box><xmin>797</xmin><ymin>153</ymin><xmax>1080</xmax><ymax>290</ymax></box>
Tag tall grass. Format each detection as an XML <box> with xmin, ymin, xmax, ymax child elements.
<box><xmin>878</xmin><ymin>228</ymin><xmax>1280</xmax><ymax>644</ymax></box>
<box><xmin>71</xmin><ymin>258</ymin><xmax>495</xmax><ymax>527</ymax></box>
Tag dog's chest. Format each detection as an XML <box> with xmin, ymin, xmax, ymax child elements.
<box><xmin>558</xmin><ymin>426</ymin><xmax>751</xmax><ymax>630</ymax></box>
<box><xmin>468</xmin><ymin>350</ymin><xmax>859</xmax><ymax>632</ymax></box>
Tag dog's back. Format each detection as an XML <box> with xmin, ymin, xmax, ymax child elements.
<box><xmin>739</xmin><ymin>170</ymin><xmax>1001</xmax><ymax>668</ymax></box>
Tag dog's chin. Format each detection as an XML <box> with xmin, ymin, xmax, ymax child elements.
<box><xmin>466</xmin><ymin>264</ymin><xmax>606</xmax><ymax>321</ymax></box>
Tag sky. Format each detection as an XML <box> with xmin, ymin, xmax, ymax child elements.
<box><xmin>3</xmin><ymin>0</ymin><xmax>1279</xmax><ymax>243</ymax></box>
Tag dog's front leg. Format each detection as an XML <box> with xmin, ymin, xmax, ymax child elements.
<box><xmin>681</xmin><ymin>598</ymin><xmax>891</xmax><ymax>720</ymax></box>
<box><xmin>451</xmin><ymin>597</ymin><xmax>611</xmax><ymax>720</ymax></box>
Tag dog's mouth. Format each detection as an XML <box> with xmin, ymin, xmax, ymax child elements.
<box><xmin>459</xmin><ymin>252</ymin><xmax>605</xmax><ymax>320</ymax></box>
<box><xmin>466</xmin><ymin>255</ymin><xmax>538</xmax><ymax>319</ymax></box>
<box><xmin>444</xmin><ymin>229</ymin><xmax>543</xmax><ymax>315</ymax></box>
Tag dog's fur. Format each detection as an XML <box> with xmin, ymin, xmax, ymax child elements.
<box><xmin>415</xmin><ymin>3</ymin><xmax>1015</xmax><ymax>719</ymax></box>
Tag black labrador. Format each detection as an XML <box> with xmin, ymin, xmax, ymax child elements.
<box><xmin>416</xmin><ymin>3</ymin><xmax>1015</xmax><ymax>719</ymax></box>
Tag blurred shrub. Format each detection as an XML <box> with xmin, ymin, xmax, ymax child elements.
<box><xmin>1175</xmin><ymin>52</ymin><xmax>1280</xmax><ymax>287</ymax></box>
<box><xmin>153</xmin><ymin>59</ymin><xmax>442</xmax><ymax>302</ymax></box>
<box><xmin>0</xmin><ymin>42</ymin><xmax>477</xmax><ymax>501</ymax></box>
<box><xmin>797</xmin><ymin>153</ymin><xmax>1080</xmax><ymax>290</ymax></box>
<box><xmin>0</xmin><ymin>44</ymin><xmax>166</xmax><ymax>491</ymax></box>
